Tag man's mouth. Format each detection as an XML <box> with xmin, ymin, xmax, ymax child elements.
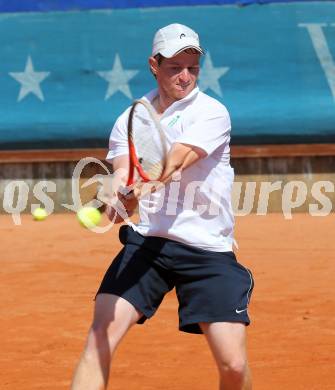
<box><xmin>177</xmin><ymin>83</ymin><xmax>191</xmax><ymax>90</ymax></box>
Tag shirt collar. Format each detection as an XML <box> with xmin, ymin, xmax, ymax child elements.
<box><xmin>143</xmin><ymin>86</ymin><xmax>199</xmax><ymax>112</ymax></box>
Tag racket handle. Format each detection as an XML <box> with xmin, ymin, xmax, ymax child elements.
<box><xmin>119</xmin><ymin>185</ymin><xmax>135</xmax><ymax>197</ymax></box>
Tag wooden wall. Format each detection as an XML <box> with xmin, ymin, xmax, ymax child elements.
<box><xmin>0</xmin><ymin>146</ymin><xmax>334</xmax><ymax>215</ymax></box>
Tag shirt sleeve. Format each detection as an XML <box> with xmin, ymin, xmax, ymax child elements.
<box><xmin>175</xmin><ymin>108</ymin><xmax>231</xmax><ymax>156</ymax></box>
<box><xmin>106</xmin><ymin>109</ymin><xmax>130</xmax><ymax>162</ymax></box>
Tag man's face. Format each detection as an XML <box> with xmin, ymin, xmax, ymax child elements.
<box><xmin>150</xmin><ymin>50</ymin><xmax>200</xmax><ymax>101</ymax></box>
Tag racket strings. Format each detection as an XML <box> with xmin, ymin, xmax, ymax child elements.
<box><xmin>132</xmin><ymin>107</ymin><xmax>166</xmax><ymax>180</ymax></box>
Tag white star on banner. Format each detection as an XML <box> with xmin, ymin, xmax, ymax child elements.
<box><xmin>97</xmin><ymin>54</ymin><xmax>139</xmax><ymax>100</ymax></box>
<box><xmin>199</xmin><ymin>52</ymin><xmax>229</xmax><ymax>97</ymax></box>
<box><xmin>9</xmin><ymin>56</ymin><xmax>50</xmax><ymax>102</ymax></box>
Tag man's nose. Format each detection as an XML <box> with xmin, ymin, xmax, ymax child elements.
<box><xmin>179</xmin><ymin>68</ymin><xmax>190</xmax><ymax>81</ymax></box>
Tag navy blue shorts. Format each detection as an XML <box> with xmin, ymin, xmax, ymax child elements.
<box><xmin>97</xmin><ymin>225</ymin><xmax>254</xmax><ymax>334</ymax></box>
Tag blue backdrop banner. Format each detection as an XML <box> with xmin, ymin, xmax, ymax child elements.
<box><xmin>0</xmin><ymin>1</ymin><xmax>327</xmax><ymax>13</ymax></box>
<box><xmin>0</xmin><ymin>2</ymin><xmax>335</xmax><ymax>149</ymax></box>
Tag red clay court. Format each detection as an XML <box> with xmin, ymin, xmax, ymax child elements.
<box><xmin>1</xmin><ymin>213</ymin><xmax>334</xmax><ymax>389</ymax></box>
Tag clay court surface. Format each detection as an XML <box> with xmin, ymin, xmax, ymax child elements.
<box><xmin>1</xmin><ymin>213</ymin><xmax>334</xmax><ymax>389</ymax></box>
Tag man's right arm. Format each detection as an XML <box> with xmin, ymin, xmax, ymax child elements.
<box><xmin>103</xmin><ymin>108</ymin><xmax>137</xmax><ymax>223</ymax></box>
<box><xmin>105</xmin><ymin>155</ymin><xmax>139</xmax><ymax>223</ymax></box>
<box><xmin>105</xmin><ymin>155</ymin><xmax>126</xmax><ymax>223</ymax></box>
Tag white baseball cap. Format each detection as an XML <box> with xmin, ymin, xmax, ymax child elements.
<box><xmin>152</xmin><ymin>23</ymin><xmax>204</xmax><ymax>58</ymax></box>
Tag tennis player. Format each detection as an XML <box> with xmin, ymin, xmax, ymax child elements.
<box><xmin>71</xmin><ymin>23</ymin><xmax>254</xmax><ymax>390</ymax></box>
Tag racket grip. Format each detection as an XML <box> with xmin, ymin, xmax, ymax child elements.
<box><xmin>119</xmin><ymin>185</ymin><xmax>134</xmax><ymax>197</ymax></box>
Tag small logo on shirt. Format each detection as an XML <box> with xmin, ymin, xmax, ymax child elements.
<box><xmin>167</xmin><ymin>115</ymin><xmax>180</xmax><ymax>127</ymax></box>
<box><xmin>235</xmin><ymin>308</ymin><xmax>248</xmax><ymax>314</ymax></box>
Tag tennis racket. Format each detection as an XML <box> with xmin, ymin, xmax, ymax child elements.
<box><xmin>127</xmin><ymin>99</ymin><xmax>167</xmax><ymax>186</ymax></box>
<box><xmin>98</xmin><ymin>99</ymin><xmax>167</xmax><ymax>206</ymax></box>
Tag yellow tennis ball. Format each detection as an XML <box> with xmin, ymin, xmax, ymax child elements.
<box><xmin>77</xmin><ymin>207</ymin><xmax>101</xmax><ymax>229</ymax></box>
<box><xmin>32</xmin><ymin>207</ymin><xmax>48</xmax><ymax>221</ymax></box>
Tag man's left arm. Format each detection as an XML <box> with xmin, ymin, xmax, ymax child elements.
<box><xmin>160</xmin><ymin>106</ymin><xmax>231</xmax><ymax>183</ymax></box>
<box><xmin>159</xmin><ymin>142</ymin><xmax>207</xmax><ymax>183</ymax></box>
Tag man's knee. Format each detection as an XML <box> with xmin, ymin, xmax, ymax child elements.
<box><xmin>83</xmin><ymin>325</ymin><xmax>109</xmax><ymax>356</ymax></box>
<box><xmin>86</xmin><ymin>320</ymin><xmax>123</xmax><ymax>353</ymax></box>
<box><xmin>218</xmin><ymin>356</ymin><xmax>248</xmax><ymax>381</ymax></box>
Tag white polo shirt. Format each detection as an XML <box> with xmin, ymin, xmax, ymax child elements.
<box><xmin>106</xmin><ymin>87</ymin><xmax>235</xmax><ymax>252</ymax></box>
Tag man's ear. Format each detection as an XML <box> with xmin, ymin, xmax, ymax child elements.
<box><xmin>149</xmin><ymin>56</ymin><xmax>158</xmax><ymax>76</ymax></box>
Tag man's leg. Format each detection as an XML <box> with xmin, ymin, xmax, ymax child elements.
<box><xmin>199</xmin><ymin>322</ymin><xmax>251</xmax><ymax>390</ymax></box>
<box><xmin>71</xmin><ymin>293</ymin><xmax>143</xmax><ymax>390</ymax></box>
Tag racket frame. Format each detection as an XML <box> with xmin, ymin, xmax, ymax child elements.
<box><xmin>127</xmin><ymin>99</ymin><xmax>167</xmax><ymax>187</ymax></box>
